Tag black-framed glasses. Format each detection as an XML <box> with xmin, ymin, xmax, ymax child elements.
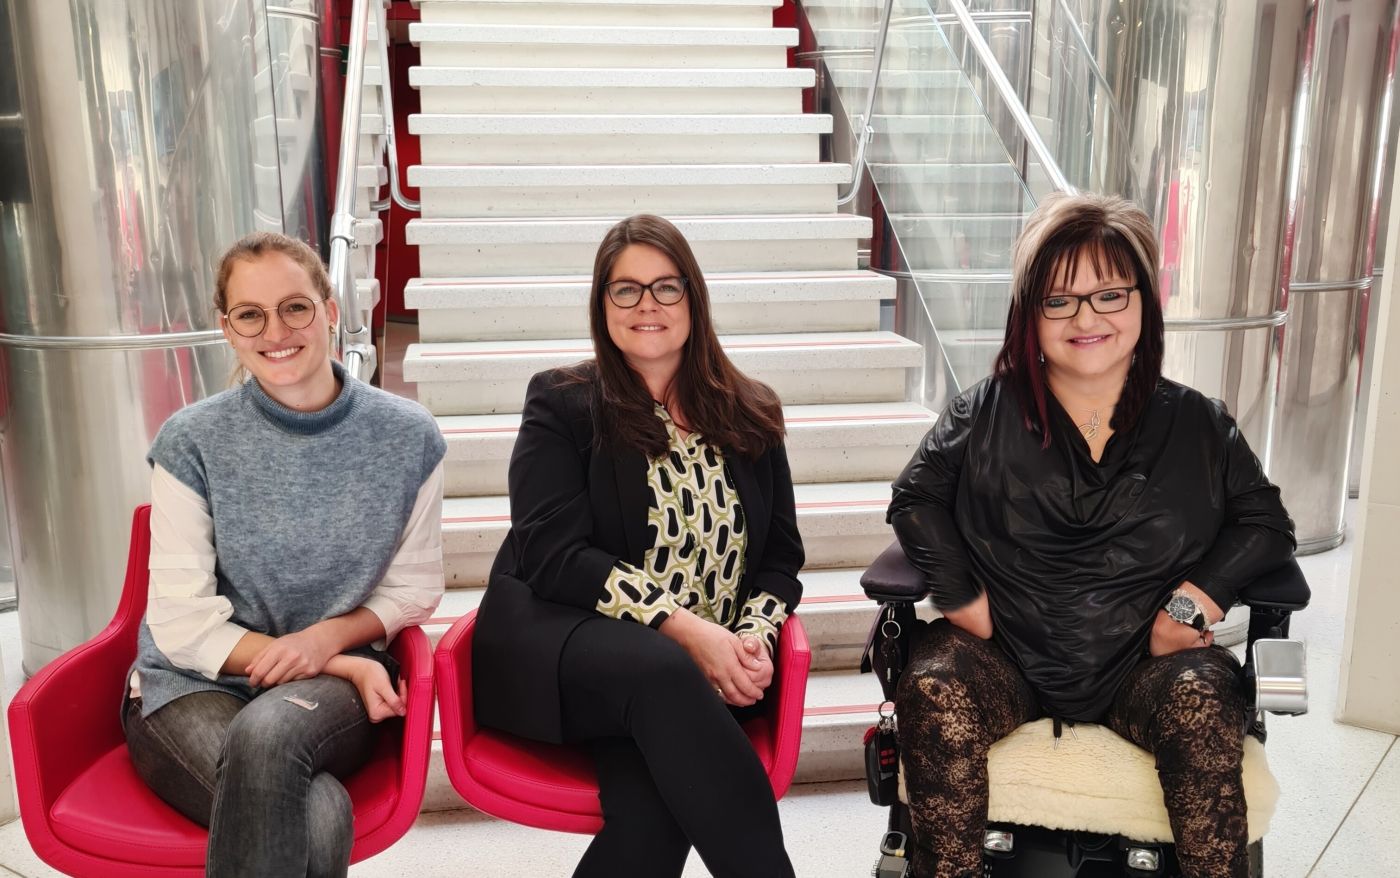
<box><xmin>1040</xmin><ymin>287</ymin><xmax>1136</xmax><ymax>320</ymax></box>
<box><xmin>222</xmin><ymin>295</ymin><xmax>321</xmax><ymax>338</ymax></box>
<box><xmin>603</xmin><ymin>276</ymin><xmax>688</xmax><ymax>309</ymax></box>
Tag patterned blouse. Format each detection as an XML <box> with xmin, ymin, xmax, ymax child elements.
<box><xmin>596</xmin><ymin>405</ymin><xmax>789</xmax><ymax>652</ymax></box>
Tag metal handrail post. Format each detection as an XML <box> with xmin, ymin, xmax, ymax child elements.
<box><xmin>376</xmin><ymin>0</ymin><xmax>420</xmax><ymax>213</ymax></box>
<box><xmin>328</xmin><ymin>0</ymin><xmax>375</xmax><ymax>381</ymax></box>
<box><xmin>836</xmin><ymin>0</ymin><xmax>896</xmax><ymax>206</ymax></box>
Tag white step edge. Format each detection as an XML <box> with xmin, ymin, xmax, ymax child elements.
<box><xmin>406</xmin><ymin>213</ymin><xmax>871</xmax><ymax>245</ymax></box>
<box><xmin>408</xmin><ymin>112</ymin><xmax>833</xmax><ymax>135</ymax></box>
<box><xmin>406</xmin><ymin>268</ymin><xmax>893</xmax><ymax>310</ymax></box>
<box><xmin>405</xmin><ymin>330</ymin><xmax>919</xmax><ymax>381</ymax></box>
<box><xmin>410</xmin><ymin>22</ymin><xmax>798</xmax><ymax>46</ymax></box>
<box><xmin>441</xmin><ymin>479</ymin><xmax>896</xmax><ymax>585</ymax></box>
<box><xmin>435</xmin><ymin>400</ymin><xmax>933</xmax><ymax>494</ymax></box>
<box><xmin>408</xmin><ymin>163</ymin><xmax>852</xmax><ymax>188</ymax></box>
<box><xmin>409</xmin><ymin>66</ymin><xmax>815</xmax><ymax>89</ymax></box>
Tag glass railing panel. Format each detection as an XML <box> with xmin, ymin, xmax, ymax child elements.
<box><xmin>858</xmin><ymin>2</ymin><xmax>1034</xmax><ymax>390</ymax></box>
<box><xmin>796</xmin><ymin>0</ymin><xmax>885</xmax><ymax>137</ymax></box>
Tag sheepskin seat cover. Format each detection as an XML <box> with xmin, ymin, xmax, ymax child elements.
<box><xmin>899</xmin><ymin>718</ymin><xmax>1277</xmax><ymax>843</ymax></box>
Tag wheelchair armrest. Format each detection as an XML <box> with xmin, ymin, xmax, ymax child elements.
<box><xmin>1237</xmin><ymin>559</ymin><xmax>1310</xmax><ymax>612</ymax></box>
<box><xmin>1250</xmin><ymin>638</ymin><xmax>1308</xmax><ymax>715</ymax></box>
<box><xmin>860</xmin><ymin>541</ymin><xmax>928</xmax><ymax>604</ymax></box>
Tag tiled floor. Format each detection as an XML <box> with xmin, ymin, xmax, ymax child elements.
<box><xmin>0</xmin><ymin>503</ymin><xmax>1395</xmax><ymax>876</ymax></box>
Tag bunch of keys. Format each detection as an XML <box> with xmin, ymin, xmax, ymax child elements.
<box><xmin>864</xmin><ymin>702</ymin><xmax>899</xmax><ymax>806</ymax></box>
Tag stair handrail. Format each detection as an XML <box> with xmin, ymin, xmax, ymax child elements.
<box><xmin>836</xmin><ymin>0</ymin><xmax>897</xmax><ymax>206</ymax></box>
<box><xmin>371</xmin><ymin>0</ymin><xmax>419</xmax><ymax>214</ymax></box>
<box><xmin>944</xmin><ymin>0</ymin><xmax>1075</xmax><ymax>195</ymax></box>
<box><xmin>328</xmin><ymin>0</ymin><xmax>379</xmax><ymax>382</ymax></box>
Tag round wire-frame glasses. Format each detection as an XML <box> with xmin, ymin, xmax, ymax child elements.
<box><xmin>603</xmin><ymin>276</ymin><xmax>688</xmax><ymax>309</ymax></box>
<box><xmin>1039</xmin><ymin>287</ymin><xmax>1137</xmax><ymax>320</ymax></box>
<box><xmin>222</xmin><ymin>295</ymin><xmax>321</xmax><ymax>338</ymax></box>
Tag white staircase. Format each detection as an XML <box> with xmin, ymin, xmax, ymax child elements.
<box><xmin>370</xmin><ymin>0</ymin><xmax>943</xmax><ymax>813</ymax></box>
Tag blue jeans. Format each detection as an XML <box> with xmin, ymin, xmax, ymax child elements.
<box><xmin>125</xmin><ymin>675</ymin><xmax>377</xmax><ymax>878</ymax></box>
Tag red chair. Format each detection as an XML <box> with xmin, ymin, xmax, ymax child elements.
<box><xmin>6</xmin><ymin>505</ymin><xmax>436</xmax><ymax>877</ymax></box>
<box><xmin>434</xmin><ymin>608</ymin><xmax>811</xmax><ymax>833</ymax></box>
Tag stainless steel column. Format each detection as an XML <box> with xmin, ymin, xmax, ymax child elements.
<box><xmin>1274</xmin><ymin>0</ymin><xmax>1397</xmax><ymax>552</ymax></box>
<box><xmin>1033</xmin><ymin>0</ymin><xmax>1313</xmax><ymax>456</ymax></box>
<box><xmin>0</xmin><ymin>0</ymin><xmax>282</xmax><ymax>672</ymax></box>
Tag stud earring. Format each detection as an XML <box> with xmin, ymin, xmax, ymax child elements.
<box><xmin>1037</xmin><ymin>351</ymin><xmax>1045</xmax><ymax>366</ymax></box>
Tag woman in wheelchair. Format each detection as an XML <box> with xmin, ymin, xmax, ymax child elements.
<box><xmin>887</xmin><ymin>193</ymin><xmax>1295</xmax><ymax>878</ymax></box>
<box><xmin>471</xmin><ymin>214</ymin><xmax>802</xmax><ymax>878</ymax></box>
<box><xmin>123</xmin><ymin>233</ymin><xmax>446</xmax><ymax>877</ymax></box>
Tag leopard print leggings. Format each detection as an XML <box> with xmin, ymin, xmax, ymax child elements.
<box><xmin>895</xmin><ymin>619</ymin><xmax>1248</xmax><ymax>878</ymax></box>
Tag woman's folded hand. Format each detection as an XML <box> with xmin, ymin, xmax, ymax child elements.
<box><xmin>1149</xmin><ymin>609</ymin><xmax>1214</xmax><ymax>657</ymax></box>
<box><xmin>246</xmin><ymin>628</ymin><xmax>337</xmax><ymax>687</ymax></box>
<box><xmin>660</xmin><ymin>609</ymin><xmax>766</xmax><ymax>706</ymax></box>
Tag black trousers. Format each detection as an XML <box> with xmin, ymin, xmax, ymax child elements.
<box><xmin>559</xmin><ymin>615</ymin><xmax>796</xmax><ymax>878</ymax></box>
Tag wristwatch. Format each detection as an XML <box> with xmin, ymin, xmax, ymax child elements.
<box><xmin>1165</xmin><ymin>590</ymin><xmax>1209</xmax><ymax>632</ymax></box>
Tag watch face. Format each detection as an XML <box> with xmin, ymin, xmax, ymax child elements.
<box><xmin>1166</xmin><ymin>594</ymin><xmax>1196</xmax><ymax>623</ymax></box>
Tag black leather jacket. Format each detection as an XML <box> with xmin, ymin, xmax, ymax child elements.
<box><xmin>888</xmin><ymin>377</ymin><xmax>1296</xmax><ymax>721</ymax></box>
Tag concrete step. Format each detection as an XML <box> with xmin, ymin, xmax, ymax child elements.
<box><xmin>408</xmin><ymin>213</ymin><xmax>870</xmax><ymax>277</ymax></box>
<box><xmin>890</xmin><ymin>213</ymin><xmax>1023</xmax><ymax>272</ymax></box>
<box><xmin>436</xmin><ymin>400</ymin><xmax>933</xmax><ymax>494</ymax></box>
<box><xmin>411</xmin><ymin>23</ymin><xmax>796</xmax><ymax>68</ymax></box>
<box><xmin>415</xmin><ymin>0</ymin><xmax>780</xmax><ymax>28</ymax></box>
<box><xmin>411</xmin><ymin>112</ymin><xmax>830</xmax><ymax>164</ymax></box>
<box><xmin>410</xmin><ymin>65</ymin><xmax>815</xmax><ymax>114</ymax></box>
<box><xmin>440</xmin><ymin>479</ymin><xmax>895</xmax><ymax>586</ymax></box>
<box><xmin>407</xmin><ymin>269</ymin><xmax>891</xmax><ymax>341</ymax></box>
<box><xmin>410</xmin><ymin>163</ymin><xmax>851</xmax><ymax>218</ymax></box>
<box><xmin>405</xmin><ymin>330</ymin><xmax>920</xmax><ymax>416</ymax></box>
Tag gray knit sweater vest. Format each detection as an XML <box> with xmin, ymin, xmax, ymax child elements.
<box><xmin>131</xmin><ymin>360</ymin><xmax>446</xmax><ymax>717</ymax></box>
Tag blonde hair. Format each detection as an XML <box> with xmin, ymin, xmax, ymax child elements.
<box><xmin>214</xmin><ymin>232</ymin><xmax>336</xmax><ymax>385</ymax></box>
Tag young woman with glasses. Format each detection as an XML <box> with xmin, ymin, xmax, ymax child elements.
<box><xmin>888</xmin><ymin>193</ymin><xmax>1295</xmax><ymax>878</ymax></box>
<box><xmin>123</xmin><ymin>232</ymin><xmax>445</xmax><ymax>877</ymax></box>
<box><xmin>473</xmin><ymin>214</ymin><xmax>801</xmax><ymax>878</ymax></box>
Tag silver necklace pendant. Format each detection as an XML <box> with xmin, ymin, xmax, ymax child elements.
<box><xmin>1079</xmin><ymin>410</ymin><xmax>1100</xmax><ymax>440</ymax></box>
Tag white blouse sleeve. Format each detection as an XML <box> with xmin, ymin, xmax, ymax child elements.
<box><xmin>360</xmin><ymin>461</ymin><xmax>445</xmax><ymax>646</ymax></box>
<box><xmin>146</xmin><ymin>464</ymin><xmax>249</xmax><ymax>680</ymax></box>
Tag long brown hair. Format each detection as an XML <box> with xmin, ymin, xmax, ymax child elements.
<box><xmin>559</xmin><ymin>214</ymin><xmax>785</xmax><ymax>459</ymax></box>
<box><xmin>993</xmin><ymin>192</ymin><xmax>1164</xmax><ymax>446</ymax></box>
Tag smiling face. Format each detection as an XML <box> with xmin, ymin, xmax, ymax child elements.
<box><xmin>1035</xmin><ymin>247</ymin><xmax>1142</xmax><ymax>386</ymax></box>
<box><xmin>220</xmin><ymin>252</ymin><xmax>340</xmax><ymax>407</ymax></box>
<box><xmin>602</xmin><ymin>243</ymin><xmax>692</xmax><ymax>384</ymax></box>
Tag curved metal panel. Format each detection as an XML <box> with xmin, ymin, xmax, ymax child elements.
<box><xmin>0</xmin><ymin>0</ymin><xmax>278</xmax><ymax>670</ymax></box>
<box><xmin>1273</xmin><ymin>0</ymin><xmax>1397</xmax><ymax>550</ymax></box>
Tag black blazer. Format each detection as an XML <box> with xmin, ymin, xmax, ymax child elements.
<box><xmin>473</xmin><ymin>368</ymin><xmax>805</xmax><ymax>744</ymax></box>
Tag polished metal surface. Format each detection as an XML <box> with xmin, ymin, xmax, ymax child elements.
<box><xmin>1274</xmin><ymin>0</ymin><xmax>1396</xmax><ymax>550</ymax></box>
<box><xmin>0</xmin><ymin>0</ymin><xmax>279</xmax><ymax>671</ymax></box>
<box><xmin>1252</xmin><ymin>639</ymin><xmax>1310</xmax><ymax>715</ymax></box>
<box><xmin>268</xmin><ymin>0</ymin><xmax>329</xmax><ymax>251</ymax></box>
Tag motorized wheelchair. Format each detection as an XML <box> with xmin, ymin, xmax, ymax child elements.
<box><xmin>859</xmin><ymin>540</ymin><xmax>1311</xmax><ymax>878</ymax></box>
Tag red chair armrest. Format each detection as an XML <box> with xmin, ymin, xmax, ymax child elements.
<box><xmin>765</xmin><ymin>614</ymin><xmax>811</xmax><ymax>800</ymax></box>
<box><xmin>433</xmin><ymin>611</ymin><xmax>477</xmax><ymax>763</ymax></box>
<box><xmin>8</xmin><ymin>506</ymin><xmax>152</xmax><ymax>811</ymax></box>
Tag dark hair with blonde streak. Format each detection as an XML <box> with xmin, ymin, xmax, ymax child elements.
<box><xmin>993</xmin><ymin>192</ymin><xmax>1165</xmax><ymax>447</ymax></box>
<box><xmin>214</xmin><ymin>232</ymin><xmax>335</xmax><ymax>384</ymax></box>
<box><xmin>559</xmin><ymin>214</ymin><xmax>786</xmax><ymax>459</ymax></box>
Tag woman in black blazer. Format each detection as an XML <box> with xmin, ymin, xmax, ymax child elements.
<box><xmin>473</xmin><ymin>214</ymin><xmax>803</xmax><ymax>878</ymax></box>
